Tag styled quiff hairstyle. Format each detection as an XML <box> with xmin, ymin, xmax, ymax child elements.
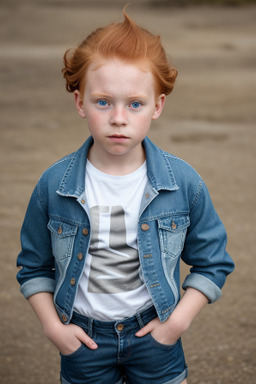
<box><xmin>62</xmin><ymin>8</ymin><xmax>177</xmax><ymax>96</ymax></box>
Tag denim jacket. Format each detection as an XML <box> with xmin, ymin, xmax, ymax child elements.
<box><xmin>17</xmin><ymin>136</ymin><xmax>234</xmax><ymax>323</ymax></box>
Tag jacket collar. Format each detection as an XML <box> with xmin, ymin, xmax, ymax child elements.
<box><xmin>57</xmin><ymin>136</ymin><xmax>178</xmax><ymax>198</ymax></box>
<box><xmin>143</xmin><ymin>137</ymin><xmax>179</xmax><ymax>192</ymax></box>
<box><xmin>57</xmin><ymin>136</ymin><xmax>93</xmax><ymax>198</ymax></box>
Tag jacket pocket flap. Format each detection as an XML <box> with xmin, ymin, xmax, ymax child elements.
<box><xmin>158</xmin><ymin>215</ymin><xmax>190</xmax><ymax>232</ymax></box>
<box><xmin>47</xmin><ymin>219</ymin><xmax>78</xmax><ymax>238</ymax></box>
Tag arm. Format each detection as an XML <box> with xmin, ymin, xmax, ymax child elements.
<box><xmin>181</xmin><ymin>181</ymin><xmax>234</xmax><ymax>303</ymax></box>
<box><xmin>136</xmin><ymin>287</ymin><xmax>208</xmax><ymax>344</ymax></box>
<box><xmin>28</xmin><ymin>292</ymin><xmax>98</xmax><ymax>353</ymax></box>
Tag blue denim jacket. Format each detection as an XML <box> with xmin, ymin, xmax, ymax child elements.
<box><xmin>17</xmin><ymin>136</ymin><xmax>234</xmax><ymax>323</ymax></box>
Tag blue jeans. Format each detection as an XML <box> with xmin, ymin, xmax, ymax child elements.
<box><xmin>60</xmin><ymin>306</ymin><xmax>188</xmax><ymax>384</ymax></box>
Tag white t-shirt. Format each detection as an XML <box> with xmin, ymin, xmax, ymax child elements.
<box><xmin>73</xmin><ymin>160</ymin><xmax>153</xmax><ymax>320</ymax></box>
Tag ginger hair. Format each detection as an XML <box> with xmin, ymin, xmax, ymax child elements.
<box><xmin>62</xmin><ymin>8</ymin><xmax>177</xmax><ymax>97</ymax></box>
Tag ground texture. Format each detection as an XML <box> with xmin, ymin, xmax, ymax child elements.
<box><xmin>0</xmin><ymin>1</ymin><xmax>255</xmax><ymax>383</ymax></box>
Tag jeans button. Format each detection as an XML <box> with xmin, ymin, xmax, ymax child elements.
<box><xmin>117</xmin><ymin>323</ymin><xmax>124</xmax><ymax>331</ymax></box>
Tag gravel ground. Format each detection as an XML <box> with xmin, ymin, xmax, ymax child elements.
<box><xmin>0</xmin><ymin>1</ymin><xmax>255</xmax><ymax>383</ymax></box>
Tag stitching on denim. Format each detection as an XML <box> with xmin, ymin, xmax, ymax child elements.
<box><xmin>161</xmin><ymin>305</ymin><xmax>174</xmax><ymax>314</ymax></box>
<box><xmin>139</xmin><ymin>211</ymin><xmax>189</xmax><ymax>222</ymax></box>
<box><xmin>49</xmin><ymin>214</ymin><xmax>88</xmax><ymax>227</ymax></box>
<box><xmin>36</xmin><ymin>155</ymin><xmax>74</xmax><ymax>215</ymax></box>
<box><xmin>36</xmin><ymin>183</ymin><xmax>48</xmax><ymax>216</ymax></box>
<box><xmin>190</xmin><ymin>177</ymin><xmax>204</xmax><ymax>211</ymax></box>
<box><xmin>150</xmin><ymin>283</ymin><xmax>160</xmax><ymax>288</ymax></box>
<box><xmin>58</xmin><ymin>153</ymin><xmax>77</xmax><ymax>193</ymax></box>
<box><xmin>161</xmin><ymin>150</ymin><xmax>179</xmax><ymax>189</ymax></box>
<box><xmin>38</xmin><ymin>156</ymin><xmax>71</xmax><ymax>182</ymax></box>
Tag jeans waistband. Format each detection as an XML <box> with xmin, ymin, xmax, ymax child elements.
<box><xmin>71</xmin><ymin>306</ymin><xmax>158</xmax><ymax>335</ymax></box>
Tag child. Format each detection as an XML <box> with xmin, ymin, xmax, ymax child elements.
<box><xmin>17</xmin><ymin>8</ymin><xmax>234</xmax><ymax>384</ymax></box>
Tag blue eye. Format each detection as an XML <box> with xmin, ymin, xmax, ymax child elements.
<box><xmin>131</xmin><ymin>102</ymin><xmax>141</xmax><ymax>109</ymax></box>
<box><xmin>97</xmin><ymin>100</ymin><xmax>108</xmax><ymax>106</ymax></box>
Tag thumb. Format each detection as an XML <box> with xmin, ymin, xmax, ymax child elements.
<box><xmin>135</xmin><ymin>322</ymin><xmax>153</xmax><ymax>338</ymax></box>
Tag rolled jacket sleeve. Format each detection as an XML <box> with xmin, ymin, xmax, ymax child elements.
<box><xmin>181</xmin><ymin>179</ymin><xmax>235</xmax><ymax>303</ymax></box>
<box><xmin>17</xmin><ymin>183</ymin><xmax>55</xmax><ymax>299</ymax></box>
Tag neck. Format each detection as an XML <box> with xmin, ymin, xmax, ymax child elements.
<box><xmin>87</xmin><ymin>144</ymin><xmax>146</xmax><ymax>176</ymax></box>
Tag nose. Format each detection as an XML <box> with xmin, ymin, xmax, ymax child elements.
<box><xmin>109</xmin><ymin>106</ymin><xmax>127</xmax><ymax>127</ymax></box>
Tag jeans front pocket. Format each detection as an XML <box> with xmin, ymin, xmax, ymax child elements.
<box><xmin>146</xmin><ymin>333</ymin><xmax>179</xmax><ymax>350</ymax></box>
<box><xmin>60</xmin><ymin>343</ymin><xmax>91</xmax><ymax>383</ymax></box>
<box><xmin>60</xmin><ymin>343</ymin><xmax>84</xmax><ymax>358</ymax></box>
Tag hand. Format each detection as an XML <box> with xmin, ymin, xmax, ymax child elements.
<box><xmin>135</xmin><ymin>317</ymin><xmax>181</xmax><ymax>346</ymax></box>
<box><xmin>136</xmin><ymin>289</ymin><xmax>209</xmax><ymax>345</ymax></box>
<box><xmin>45</xmin><ymin>322</ymin><xmax>98</xmax><ymax>354</ymax></box>
<box><xmin>27</xmin><ymin>293</ymin><xmax>98</xmax><ymax>354</ymax></box>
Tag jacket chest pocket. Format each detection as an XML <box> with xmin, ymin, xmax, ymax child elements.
<box><xmin>158</xmin><ymin>215</ymin><xmax>190</xmax><ymax>258</ymax></box>
<box><xmin>48</xmin><ymin>219</ymin><xmax>78</xmax><ymax>261</ymax></box>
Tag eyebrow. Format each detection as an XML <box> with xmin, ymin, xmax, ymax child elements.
<box><xmin>91</xmin><ymin>93</ymin><xmax>111</xmax><ymax>99</ymax></box>
<box><xmin>90</xmin><ymin>93</ymin><xmax>147</xmax><ymax>100</ymax></box>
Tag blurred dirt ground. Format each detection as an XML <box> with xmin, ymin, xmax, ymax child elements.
<box><xmin>0</xmin><ymin>1</ymin><xmax>256</xmax><ymax>383</ymax></box>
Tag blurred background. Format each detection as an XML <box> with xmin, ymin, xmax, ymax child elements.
<box><xmin>0</xmin><ymin>0</ymin><xmax>255</xmax><ymax>383</ymax></box>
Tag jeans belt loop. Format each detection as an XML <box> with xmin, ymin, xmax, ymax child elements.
<box><xmin>135</xmin><ymin>311</ymin><xmax>145</xmax><ymax>329</ymax></box>
<box><xmin>87</xmin><ymin>317</ymin><xmax>94</xmax><ymax>338</ymax></box>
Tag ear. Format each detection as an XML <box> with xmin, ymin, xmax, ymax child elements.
<box><xmin>74</xmin><ymin>90</ymin><xmax>86</xmax><ymax>118</ymax></box>
<box><xmin>152</xmin><ymin>94</ymin><xmax>166</xmax><ymax>120</ymax></box>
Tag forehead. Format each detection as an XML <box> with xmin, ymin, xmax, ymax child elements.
<box><xmin>85</xmin><ymin>58</ymin><xmax>156</xmax><ymax>95</ymax></box>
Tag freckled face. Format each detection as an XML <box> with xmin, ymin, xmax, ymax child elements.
<box><xmin>74</xmin><ymin>58</ymin><xmax>165</xmax><ymax>165</ymax></box>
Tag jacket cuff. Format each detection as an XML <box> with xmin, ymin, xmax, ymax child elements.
<box><xmin>20</xmin><ymin>277</ymin><xmax>55</xmax><ymax>299</ymax></box>
<box><xmin>182</xmin><ymin>273</ymin><xmax>222</xmax><ymax>303</ymax></box>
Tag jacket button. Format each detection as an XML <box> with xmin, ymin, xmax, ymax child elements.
<box><xmin>70</xmin><ymin>278</ymin><xmax>76</xmax><ymax>286</ymax></box>
<box><xmin>62</xmin><ymin>314</ymin><xmax>68</xmax><ymax>323</ymax></box>
<box><xmin>82</xmin><ymin>228</ymin><xmax>89</xmax><ymax>236</ymax></box>
<box><xmin>81</xmin><ymin>199</ymin><xmax>86</xmax><ymax>204</ymax></box>
<box><xmin>172</xmin><ymin>221</ymin><xmax>177</xmax><ymax>230</ymax></box>
<box><xmin>145</xmin><ymin>193</ymin><xmax>149</xmax><ymax>198</ymax></box>
<box><xmin>77</xmin><ymin>253</ymin><xmax>83</xmax><ymax>261</ymax></box>
<box><xmin>58</xmin><ymin>226</ymin><xmax>62</xmax><ymax>234</ymax></box>
<box><xmin>141</xmin><ymin>223</ymin><xmax>149</xmax><ymax>231</ymax></box>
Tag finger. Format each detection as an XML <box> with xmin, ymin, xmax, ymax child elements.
<box><xmin>77</xmin><ymin>329</ymin><xmax>98</xmax><ymax>350</ymax></box>
<box><xmin>135</xmin><ymin>322</ymin><xmax>153</xmax><ymax>337</ymax></box>
<box><xmin>84</xmin><ymin>336</ymin><xmax>98</xmax><ymax>350</ymax></box>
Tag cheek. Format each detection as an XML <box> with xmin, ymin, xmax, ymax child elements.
<box><xmin>135</xmin><ymin>115</ymin><xmax>152</xmax><ymax>133</ymax></box>
<box><xmin>86</xmin><ymin>112</ymin><xmax>104</xmax><ymax>131</ymax></box>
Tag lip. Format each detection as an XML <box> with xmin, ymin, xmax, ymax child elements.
<box><xmin>108</xmin><ymin>135</ymin><xmax>129</xmax><ymax>142</ymax></box>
